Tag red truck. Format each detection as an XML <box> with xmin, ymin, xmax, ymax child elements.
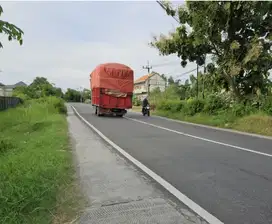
<box><xmin>90</xmin><ymin>63</ymin><xmax>134</xmax><ymax>117</ymax></box>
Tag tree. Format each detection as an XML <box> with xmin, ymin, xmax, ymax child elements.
<box><xmin>54</xmin><ymin>87</ymin><xmax>64</xmax><ymax>98</ymax></box>
<box><xmin>168</xmin><ymin>76</ymin><xmax>175</xmax><ymax>85</ymax></box>
<box><xmin>64</xmin><ymin>88</ymin><xmax>81</xmax><ymax>102</ymax></box>
<box><xmin>13</xmin><ymin>77</ymin><xmax>64</xmax><ymax>99</ymax></box>
<box><xmin>161</xmin><ymin>73</ymin><xmax>167</xmax><ymax>82</ymax></box>
<box><xmin>82</xmin><ymin>88</ymin><xmax>91</xmax><ymax>102</ymax></box>
<box><xmin>0</xmin><ymin>5</ymin><xmax>24</xmax><ymax>48</ymax></box>
<box><xmin>151</xmin><ymin>1</ymin><xmax>272</xmax><ymax>99</ymax></box>
<box><xmin>28</xmin><ymin>77</ymin><xmax>63</xmax><ymax>98</ymax></box>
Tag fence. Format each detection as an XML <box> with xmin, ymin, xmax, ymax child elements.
<box><xmin>0</xmin><ymin>96</ymin><xmax>22</xmax><ymax>111</ymax></box>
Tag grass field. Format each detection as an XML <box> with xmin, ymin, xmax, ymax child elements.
<box><xmin>0</xmin><ymin>98</ymin><xmax>85</xmax><ymax>224</ymax></box>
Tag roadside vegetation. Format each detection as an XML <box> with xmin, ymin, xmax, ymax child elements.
<box><xmin>134</xmin><ymin>82</ymin><xmax>272</xmax><ymax>136</ymax></box>
<box><xmin>0</xmin><ymin>77</ymin><xmax>86</xmax><ymax>223</ymax></box>
<box><xmin>133</xmin><ymin>1</ymin><xmax>272</xmax><ymax>136</ymax></box>
<box><xmin>146</xmin><ymin>85</ymin><xmax>272</xmax><ymax>136</ymax></box>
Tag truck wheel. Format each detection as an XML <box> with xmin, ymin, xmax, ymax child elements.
<box><xmin>95</xmin><ymin>106</ymin><xmax>97</xmax><ymax>115</ymax></box>
<box><xmin>97</xmin><ymin>107</ymin><xmax>102</xmax><ymax>116</ymax></box>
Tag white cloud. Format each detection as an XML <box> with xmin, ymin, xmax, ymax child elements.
<box><xmin>0</xmin><ymin>1</ymin><xmax>197</xmax><ymax>91</ymax></box>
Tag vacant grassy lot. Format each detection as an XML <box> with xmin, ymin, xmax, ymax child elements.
<box><xmin>0</xmin><ymin>97</ymin><xmax>84</xmax><ymax>224</ymax></box>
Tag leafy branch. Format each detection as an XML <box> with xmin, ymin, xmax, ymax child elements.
<box><xmin>0</xmin><ymin>5</ymin><xmax>24</xmax><ymax>48</ymax></box>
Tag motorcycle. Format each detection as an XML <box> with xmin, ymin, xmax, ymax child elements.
<box><xmin>142</xmin><ymin>104</ymin><xmax>150</xmax><ymax>116</ymax></box>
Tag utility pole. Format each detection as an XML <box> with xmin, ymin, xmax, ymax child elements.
<box><xmin>196</xmin><ymin>64</ymin><xmax>199</xmax><ymax>99</ymax></box>
<box><xmin>142</xmin><ymin>61</ymin><xmax>152</xmax><ymax>97</ymax></box>
<box><xmin>202</xmin><ymin>57</ymin><xmax>206</xmax><ymax>99</ymax></box>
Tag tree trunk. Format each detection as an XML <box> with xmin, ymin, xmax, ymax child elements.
<box><xmin>222</xmin><ymin>69</ymin><xmax>241</xmax><ymax>100</ymax></box>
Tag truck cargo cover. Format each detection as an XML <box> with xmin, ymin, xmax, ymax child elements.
<box><xmin>90</xmin><ymin>63</ymin><xmax>134</xmax><ymax>93</ymax></box>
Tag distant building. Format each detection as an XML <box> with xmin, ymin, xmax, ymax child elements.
<box><xmin>0</xmin><ymin>81</ymin><xmax>27</xmax><ymax>97</ymax></box>
<box><xmin>133</xmin><ymin>72</ymin><xmax>166</xmax><ymax>100</ymax></box>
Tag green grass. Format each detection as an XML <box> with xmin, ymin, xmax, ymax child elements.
<box><xmin>153</xmin><ymin>110</ymin><xmax>272</xmax><ymax>137</ymax></box>
<box><xmin>132</xmin><ymin>106</ymin><xmax>142</xmax><ymax>112</ymax></box>
<box><xmin>232</xmin><ymin>113</ymin><xmax>272</xmax><ymax>136</ymax></box>
<box><xmin>0</xmin><ymin>98</ymin><xmax>85</xmax><ymax>224</ymax></box>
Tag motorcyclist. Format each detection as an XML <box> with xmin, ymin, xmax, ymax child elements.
<box><xmin>142</xmin><ymin>96</ymin><xmax>149</xmax><ymax>113</ymax></box>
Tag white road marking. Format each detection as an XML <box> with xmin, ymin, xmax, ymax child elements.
<box><xmin>125</xmin><ymin>117</ymin><xmax>272</xmax><ymax>158</ymax></box>
<box><xmin>129</xmin><ymin>111</ymin><xmax>272</xmax><ymax>140</ymax></box>
<box><xmin>71</xmin><ymin>105</ymin><xmax>224</xmax><ymax>224</ymax></box>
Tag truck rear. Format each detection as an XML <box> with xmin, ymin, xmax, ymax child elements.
<box><xmin>90</xmin><ymin>63</ymin><xmax>134</xmax><ymax>117</ymax></box>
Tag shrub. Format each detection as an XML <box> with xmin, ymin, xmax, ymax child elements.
<box><xmin>203</xmin><ymin>94</ymin><xmax>228</xmax><ymax>115</ymax></box>
<box><xmin>133</xmin><ymin>96</ymin><xmax>141</xmax><ymax>106</ymax></box>
<box><xmin>231</xmin><ymin>102</ymin><xmax>255</xmax><ymax>117</ymax></box>
<box><xmin>259</xmin><ymin>96</ymin><xmax>272</xmax><ymax>115</ymax></box>
<box><xmin>156</xmin><ymin>100</ymin><xmax>183</xmax><ymax>113</ymax></box>
<box><xmin>13</xmin><ymin>93</ymin><xmax>30</xmax><ymax>102</ymax></box>
<box><xmin>184</xmin><ymin>98</ymin><xmax>205</xmax><ymax>116</ymax></box>
<box><xmin>48</xmin><ymin>97</ymin><xmax>67</xmax><ymax>114</ymax></box>
<box><xmin>33</xmin><ymin>96</ymin><xmax>67</xmax><ymax>114</ymax></box>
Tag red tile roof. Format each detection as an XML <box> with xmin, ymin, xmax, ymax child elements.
<box><xmin>134</xmin><ymin>74</ymin><xmax>152</xmax><ymax>83</ymax></box>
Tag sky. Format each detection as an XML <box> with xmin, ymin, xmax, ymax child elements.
<box><xmin>0</xmin><ymin>1</ymin><xmax>200</xmax><ymax>91</ymax></box>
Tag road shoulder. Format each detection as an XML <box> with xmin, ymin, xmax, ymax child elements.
<box><xmin>67</xmin><ymin>105</ymin><xmax>208</xmax><ymax>224</ymax></box>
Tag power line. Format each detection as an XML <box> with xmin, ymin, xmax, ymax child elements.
<box><xmin>174</xmin><ymin>67</ymin><xmax>199</xmax><ymax>78</ymax></box>
<box><xmin>152</xmin><ymin>60</ymin><xmax>180</xmax><ymax>68</ymax></box>
<box><xmin>156</xmin><ymin>1</ymin><xmax>179</xmax><ymax>23</ymax></box>
<box><xmin>169</xmin><ymin>65</ymin><xmax>204</xmax><ymax>80</ymax></box>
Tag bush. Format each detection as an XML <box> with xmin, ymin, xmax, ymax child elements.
<box><xmin>13</xmin><ymin>93</ymin><xmax>30</xmax><ymax>102</ymax></box>
<box><xmin>33</xmin><ymin>96</ymin><xmax>67</xmax><ymax>114</ymax></box>
<box><xmin>50</xmin><ymin>97</ymin><xmax>67</xmax><ymax>114</ymax></box>
<box><xmin>230</xmin><ymin>101</ymin><xmax>257</xmax><ymax>117</ymax></box>
<box><xmin>203</xmin><ymin>94</ymin><xmax>228</xmax><ymax>114</ymax></box>
<box><xmin>133</xmin><ymin>96</ymin><xmax>141</xmax><ymax>106</ymax></box>
<box><xmin>259</xmin><ymin>96</ymin><xmax>272</xmax><ymax>115</ymax></box>
<box><xmin>184</xmin><ymin>98</ymin><xmax>205</xmax><ymax>116</ymax></box>
<box><xmin>156</xmin><ymin>100</ymin><xmax>183</xmax><ymax>113</ymax></box>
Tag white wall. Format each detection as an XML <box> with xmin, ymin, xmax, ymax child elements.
<box><xmin>134</xmin><ymin>73</ymin><xmax>166</xmax><ymax>96</ymax></box>
<box><xmin>0</xmin><ymin>87</ymin><xmax>4</xmax><ymax>96</ymax></box>
<box><xmin>4</xmin><ymin>88</ymin><xmax>13</xmax><ymax>97</ymax></box>
<box><xmin>134</xmin><ymin>82</ymin><xmax>147</xmax><ymax>94</ymax></box>
<box><xmin>0</xmin><ymin>87</ymin><xmax>13</xmax><ymax>97</ymax></box>
<box><xmin>148</xmin><ymin>73</ymin><xmax>166</xmax><ymax>92</ymax></box>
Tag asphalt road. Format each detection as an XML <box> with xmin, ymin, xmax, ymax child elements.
<box><xmin>72</xmin><ymin>103</ymin><xmax>272</xmax><ymax>224</ymax></box>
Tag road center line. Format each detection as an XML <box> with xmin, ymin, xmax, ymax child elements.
<box><xmin>71</xmin><ymin>105</ymin><xmax>224</xmax><ymax>224</ymax></box>
<box><xmin>125</xmin><ymin>117</ymin><xmax>272</xmax><ymax>158</ymax></box>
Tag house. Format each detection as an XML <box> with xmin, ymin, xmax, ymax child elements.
<box><xmin>0</xmin><ymin>81</ymin><xmax>27</xmax><ymax>97</ymax></box>
<box><xmin>134</xmin><ymin>72</ymin><xmax>166</xmax><ymax>100</ymax></box>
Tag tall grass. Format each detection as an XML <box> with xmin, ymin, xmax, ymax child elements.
<box><xmin>0</xmin><ymin>97</ymin><xmax>82</xmax><ymax>224</ymax></box>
